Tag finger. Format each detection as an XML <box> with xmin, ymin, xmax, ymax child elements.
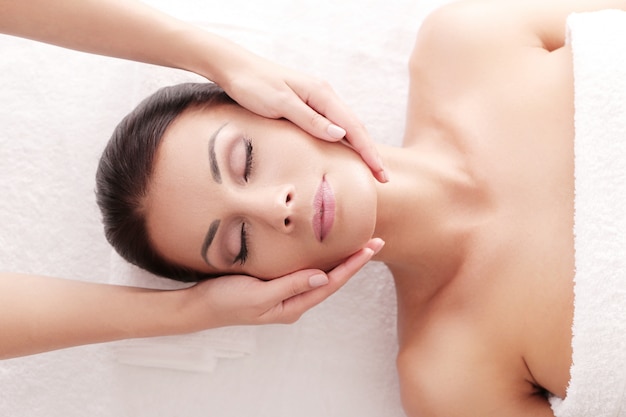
<box><xmin>344</xmin><ymin>127</ymin><xmax>388</xmax><ymax>183</ymax></box>
<box><xmin>252</xmin><ymin>268</ymin><xmax>328</xmax><ymax>324</ymax></box>
<box><xmin>326</xmin><ymin>249</ymin><xmax>373</xmax><ymax>289</ymax></box>
<box><xmin>259</xmin><ymin>268</ymin><xmax>330</xmax><ymax>307</ymax></box>
<box><xmin>291</xmin><ymin>80</ymin><xmax>388</xmax><ymax>183</ymax></box>
<box><xmin>278</xmin><ymin>248</ymin><xmax>375</xmax><ymax>319</ymax></box>
<box><xmin>275</xmin><ymin>239</ymin><xmax>384</xmax><ymax>322</ymax></box>
<box><xmin>324</xmin><ymin>113</ymin><xmax>387</xmax><ymax>183</ymax></box>
<box><xmin>273</xmin><ymin>238</ymin><xmax>383</xmax><ymax>304</ymax></box>
<box><xmin>278</xmin><ymin>91</ymin><xmax>343</xmax><ymax>142</ymax></box>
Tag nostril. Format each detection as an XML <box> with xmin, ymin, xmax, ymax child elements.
<box><xmin>284</xmin><ymin>218</ymin><xmax>291</xmax><ymax>227</ymax></box>
<box><xmin>285</xmin><ymin>193</ymin><xmax>292</xmax><ymax>204</ymax></box>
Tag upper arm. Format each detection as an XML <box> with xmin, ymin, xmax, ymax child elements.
<box><xmin>414</xmin><ymin>0</ymin><xmax>626</xmax><ymax>58</ymax></box>
<box><xmin>405</xmin><ymin>0</ymin><xmax>626</xmax><ymax>119</ymax></box>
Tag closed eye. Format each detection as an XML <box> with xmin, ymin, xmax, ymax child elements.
<box><xmin>233</xmin><ymin>222</ymin><xmax>249</xmax><ymax>265</ymax></box>
<box><xmin>243</xmin><ymin>138</ymin><xmax>254</xmax><ymax>182</ymax></box>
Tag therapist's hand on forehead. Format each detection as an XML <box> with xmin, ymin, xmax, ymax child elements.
<box><xmin>0</xmin><ymin>0</ymin><xmax>386</xmax><ymax>358</ymax></box>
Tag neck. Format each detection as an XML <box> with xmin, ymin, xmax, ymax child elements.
<box><xmin>371</xmin><ymin>143</ymin><xmax>486</xmax><ymax>289</ymax></box>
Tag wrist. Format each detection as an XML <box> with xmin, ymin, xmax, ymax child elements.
<box><xmin>168</xmin><ymin>26</ymin><xmax>232</xmax><ymax>85</ymax></box>
<box><xmin>119</xmin><ymin>286</ymin><xmax>195</xmax><ymax>338</ymax></box>
<box><xmin>178</xmin><ymin>28</ymin><xmax>260</xmax><ymax>92</ymax></box>
<box><xmin>150</xmin><ymin>284</ymin><xmax>223</xmax><ymax>336</ymax></box>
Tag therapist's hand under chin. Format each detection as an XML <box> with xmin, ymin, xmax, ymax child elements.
<box><xmin>183</xmin><ymin>238</ymin><xmax>384</xmax><ymax>328</ymax></box>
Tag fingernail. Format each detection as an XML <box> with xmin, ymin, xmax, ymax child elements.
<box><xmin>309</xmin><ymin>274</ymin><xmax>329</xmax><ymax>288</ymax></box>
<box><xmin>372</xmin><ymin>239</ymin><xmax>385</xmax><ymax>255</ymax></box>
<box><xmin>362</xmin><ymin>248</ymin><xmax>375</xmax><ymax>259</ymax></box>
<box><xmin>379</xmin><ymin>169</ymin><xmax>389</xmax><ymax>183</ymax></box>
<box><xmin>327</xmin><ymin>124</ymin><xmax>346</xmax><ymax>139</ymax></box>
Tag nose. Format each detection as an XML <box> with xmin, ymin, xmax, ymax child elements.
<box><xmin>246</xmin><ymin>184</ymin><xmax>295</xmax><ymax>233</ymax></box>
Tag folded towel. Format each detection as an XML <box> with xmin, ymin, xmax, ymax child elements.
<box><xmin>550</xmin><ymin>10</ymin><xmax>626</xmax><ymax>417</ymax></box>
<box><xmin>108</xmin><ymin>251</ymin><xmax>258</xmax><ymax>373</ymax></box>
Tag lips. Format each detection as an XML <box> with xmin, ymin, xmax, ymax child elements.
<box><xmin>312</xmin><ymin>176</ymin><xmax>336</xmax><ymax>242</ymax></box>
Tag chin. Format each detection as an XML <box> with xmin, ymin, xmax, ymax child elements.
<box><xmin>317</xmin><ymin>257</ymin><xmax>345</xmax><ymax>274</ymax></box>
<box><xmin>254</xmin><ymin>240</ymin><xmax>371</xmax><ymax>280</ymax></box>
<box><xmin>318</xmin><ymin>255</ymin><xmax>355</xmax><ymax>274</ymax></box>
<box><xmin>320</xmin><ymin>236</ymin><xmax>375</xmax><ymax>273</ymax></box>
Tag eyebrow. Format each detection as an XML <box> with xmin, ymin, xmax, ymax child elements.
<box><xmin>202</xmin><ymin>123</ymin><xmax>229</xmax><ymax>266</ymax></box>
<box><xmin>201</xmin><ymin>219</ymin><xmax>220</xmax><ymax>266</ymax></box>
<box><xmin>208</xmin><ymin>123</ymin><xmax>228</xmax><ymax>184</ymax></box>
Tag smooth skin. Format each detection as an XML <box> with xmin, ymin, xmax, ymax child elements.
<box><xmin>141</xmin><ymin>0</ymin><xmax>625</xmax><ymax>416</ymax></box>
<box><xmin>0</xmin><ymin>0</ymin><xmax>385</xmax><ymax>359</ymax></box>
<box><xmin>146</xmin><ymin>106</ymin><xmax>379</xmax><ymax>279</ymax></box>
<box><xmin>395</xmin><ymin>1</ymin><xmax>625</xmax><ymax>416</ymax></box>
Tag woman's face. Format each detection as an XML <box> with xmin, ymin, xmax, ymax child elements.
<box><xmin>146</xmin><ymin>104</ymin><xmax>377</xmax><ymax>279</ymax></box>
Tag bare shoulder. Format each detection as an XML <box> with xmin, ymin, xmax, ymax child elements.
<box><xmin>396</xmin><ymin>318</ymin><xmax>555</xmax><ymax>417</ymax></box>
<box><xmin>410</xmin><ymin>0</ymin><xmax>543</xmax><ymax>77</ymax></box>
<box><xmin>403</xmin><ymin>0</ymin><xmax>580</xmax><ymax>143</ymax></box>
<box><xmin>414</xmin><ymin>0</ymin><xmax>626</xmax><ymax>61</ymax></box>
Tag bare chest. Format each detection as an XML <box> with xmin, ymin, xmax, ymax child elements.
<box><xmin>395</xmin><ymin>221</ymin><xmax>575</xmax><ymax>399</ymax></box>
<box><xmin>396</xmin><ymin>46</ymin><xmax>576</xmax><ymax>398</ymax></box>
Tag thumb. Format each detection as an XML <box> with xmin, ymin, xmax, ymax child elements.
<box><xmin>255</xmin><ymin>269</ymin><xmax>329</xmax><ymax>324</ymax></box>
<box><xmin>263</xmin><ymin>269</ymin><xmax>329</xmax><ymax>304</ymax></box>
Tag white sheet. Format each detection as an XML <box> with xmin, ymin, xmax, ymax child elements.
<box><xmin>0</xmin><ymin>1</ymin><xmax>451</xmax><ymax>416</ymax></box>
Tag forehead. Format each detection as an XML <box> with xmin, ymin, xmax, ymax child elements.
<box><xmin>144</xmin><ymin>107</ymin><xmax>226</xmax><ymax>263</ymax></box>
<box><xmin>164</xmin><ymin>104</ymin><xmax>240</xmax><ymax>142</ymax></box>
<box><xmin>153</xmin><ymin>105</ymin><xmax>249</xmax><ymax>177</ymax></box>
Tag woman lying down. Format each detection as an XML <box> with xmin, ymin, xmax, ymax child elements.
<box><xmin>96</xmin><ymin>1</ymin><xmax>626</xmax><ymax>416</ymax></box>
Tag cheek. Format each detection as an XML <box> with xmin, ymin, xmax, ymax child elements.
<box><xmin>245</xmin><ymin>133</ymin><xmax>374</xmax><ymax>279</ymax></box>
<box><xmin>250</xmin><ymin>240</ymin><xmax>311</xmax><ymax>279</ymax></box>
<box><xmin>250</xmin><ymin>241</ymin><xmax>354</xmax><ymax>280</ymax></box>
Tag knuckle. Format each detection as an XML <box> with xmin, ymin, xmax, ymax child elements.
<box><xmin>305</xmin><ymin>78</ymin><xmax>333</xmax><ymax>99</ymax></box>
<box><xmin>274</xmin><ymin>89</ymin><xmax>292</xmax><ymax>105</ymax></box>
<box><xmin>314</xmin><ymin>78</ymin><xmax>333</xmax><ymax>92</ymax></box>
<box><xmin>267</xmin><ymin>92</ymin><xmax>292</xmax><ymax>117</ymax></box>
<box><xmin>347</xmin><ymin>118</ymin><xmax>368</xmax><ymax>134</ymax></box>
<box><xmin>289</xmin><ymin>281</ymin><xmax>304</xmax><ymax>298</ymax></box>
<box><xmin>309</xmin><ymin>112</ymin><xmax>327</xmax><ymax>129</ymax></box>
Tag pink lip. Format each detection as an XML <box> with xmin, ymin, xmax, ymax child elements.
<box><xmin>312</xmin><ymin>176</ymin><xmax>336</xmax><ymax>242</ymax></box>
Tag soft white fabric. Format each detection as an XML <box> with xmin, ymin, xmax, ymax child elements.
<box><xmin>108</xmin><ymin>252</ymin><xmax>258</xmax><ymax>373</ymax></box>
<box><xmin>549</xmin><ymin>10</ymin><xmax>626</xmax><ymax>417</ymax></box>
<box><xmin>0</xmin><ymin>1</ymin><xmax>450</xmax><ymax>416</ymax></box>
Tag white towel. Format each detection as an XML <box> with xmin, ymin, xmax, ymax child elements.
<box><xmin>550</xmin><ymin>10</ymin><xmax>626</xmax><ymax>417</ymax></box>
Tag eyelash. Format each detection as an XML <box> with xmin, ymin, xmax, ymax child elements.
<box><xmin>233</xmin><ymin>138</ymin><xmax>253</xmax><ymax>266</ymax></box>
<box><xmin>243</xmin><ymin>137</ymin><xmax>254</xmax><ymax>182</ymax></box>
<box><xmin>234</xmin><ymin>223</ymin><xmax>249</xmax><ymax>265</ymax></box>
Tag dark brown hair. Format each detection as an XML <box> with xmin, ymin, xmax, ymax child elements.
<box><xmin>95</xmin><ymin>83</ymin><xmax>235</xmax><ymax>282</ymax></box>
